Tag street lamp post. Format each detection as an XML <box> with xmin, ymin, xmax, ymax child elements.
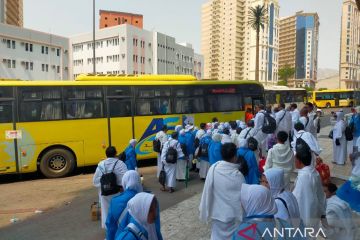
<box><xmin>93</xmin><ymin>0</ymin><xmax>96</xmax><ymax>74</ymax></box>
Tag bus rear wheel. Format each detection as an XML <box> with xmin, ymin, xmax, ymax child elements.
<box><xmin>326</xmin><ymin>103</ymin><xmax>331</xmax><ymax>108</ymax></box>
<box><xmin>39</xmin><ymin>148</ymin><xmax>75</xmax><ymax>178</ymax></box>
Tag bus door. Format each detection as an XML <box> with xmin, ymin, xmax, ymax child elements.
<box><xmin>0</xmin><ymin>87</ymin><xmax>18</xmax><ymax>174</ymax></box>
<box><xmin>106</xmin><ymin>86</ymin><xmax>133</xmax><ymax>154</ymax></box>
<box><xmin>244</xmin><ymin>96</ymin><xmax>263</xmax><ymax>114</ymax></box>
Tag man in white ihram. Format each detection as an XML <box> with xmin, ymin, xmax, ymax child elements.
<box><xmin>199</xmin><ymin>143</ymin><xmax>245</xmax><ymax>240</ymax></box>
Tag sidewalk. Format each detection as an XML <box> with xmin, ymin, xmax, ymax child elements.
<box><xmin>160</xmin><ymin>129</ymin><xmax>357</xmax><ymax>239</ymax></box>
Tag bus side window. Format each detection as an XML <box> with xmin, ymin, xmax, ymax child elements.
<box><xmin>175</xmin><ymin>97</ymin><xmax>204</xmax><ymax>114</ymax></box>
<box><xmin>0</xmin><ymin>103</ymin><xmax>13</xmax><ymax>123</ymax></box>
<box><xmin>135</xmin><ymin>87</ymin><xmax>171</xmax><ymax>116</ymax></box>
<box><xmin>19</xmin><ymin>88</ymin><xmax>62</xmax><ymax>122</ymax></box>
<box><xmin>65</xmin><ymin>87</ymin><xmax>104</xmax><ymax>119</ymax></box>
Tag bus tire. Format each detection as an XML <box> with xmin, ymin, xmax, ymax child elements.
<box><xmin>326</xmin><ymin>103</ymin><xmax>331</xmax><ymax>108</ymax></box>
<box><xmin>39</xmin><ymin>148</ymin><xmax>76</xmax><ymax>178</ymax></box>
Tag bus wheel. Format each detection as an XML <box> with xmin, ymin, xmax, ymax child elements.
<box><xmin>326</xmin><ymin>103</ymin><xmax>331</xmax><ymax>108</ymax></box>
<box><xmin>39</xmin><ymin>148</ymin><xmax>75</xmax><ymax>178</ymax></box>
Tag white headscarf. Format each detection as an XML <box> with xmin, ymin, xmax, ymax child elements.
<box><xmin>129</xmin><ymin>139</ymin><xmax>137</xmax><ymax>146</ymax></box>
<box><xmin>121</xmin><ymin>170</ymin><xmax>143</xmax><ymax>193</ymax></box>
<box><xmin>212</xmin><ymin>133</ymin><xmax>222</xmax><ymax>142</ymax></box>
<box><xmin>206</xmin><ymin>129</ymin><xmax>212</xmax><ymax>136</ymax></box>
<box><xmin>224</xmin><ymin>122</ymin><xmax>230</xmax><ymax>129</ymax></box>
<box><xmin>127</xmin><ymin>192</ymin><xmax>157</xmax><ymax>240</ymax></box>
<box><xmin>336</xmin><ymin>111</ymin><xmax>344</xmax><ymax>122</ymax></box>
<box><xmin>264</xmin><ymin>168</ymin><xmax>285</xmax><ymax>197</ymax></box>
<box><xmin>175</xmin><ymin>125</ymin><xmax>183</xmax><ymax>132</ymax></box>
<box><xmin>240</xmin><ymin>184</ymin><xmax>278</xmax><ymax>217</ymax></box>
<box><xmin>179</xmin><ymin>129</ymin><xmax>186</xmax><ymax>136</ymax></box>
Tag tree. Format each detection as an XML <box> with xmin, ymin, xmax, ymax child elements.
<box><xmin>249</xmin><ymin>5</ymin><xmax>267</xmax><ymax>82</ymax></box>
<box><xmin>278</xmin><ymin>65</ymin><xmax>295</xmax><ymax>86</ymax></box>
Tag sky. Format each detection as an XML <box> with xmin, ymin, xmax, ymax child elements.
<box><xmin>24</xmin><ymin>0</ymin><xmax>342</xmax><ymax>69</ymax></box>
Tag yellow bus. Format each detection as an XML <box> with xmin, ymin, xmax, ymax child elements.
<box><xmin>264</xmin><ymin>86</ymin><xmax>307</xmax><ymax>107</ymax></box>
<box><xmin>310</xmin><ymin>89</ymin><xmax>354</xmax><ymax>108</ymax></box>
<box><xmin>0</xmin><ymin>75</ymin><xmax>264</xmax><ymax>178</ymax></box>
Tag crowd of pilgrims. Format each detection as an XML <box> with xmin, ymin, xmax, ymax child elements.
<box><xmin>93</xmin><ymin>102</ymin><xmax>360</xmax><ymax>240</ymax></box>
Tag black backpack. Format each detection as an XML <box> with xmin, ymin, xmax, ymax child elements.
<box><xmin>165</xmin><ymin>142</ymin><xmax>178</xmax><ymax>164</ymax></box>
<box><xmin>247</xmin><ymin>137</ymin><xmax>258</xmax><ymax>151</ymax></box>
<box><xmin>180</xmin><ymin>143</ymin><xmax>187</xmax><ymax>156</ymax></box>
<box><xmin>345</xmin><ymin>126</ymin><xmax>354</xmax><ymax>141</ymax></box>
<box><xmin>100</xmin><ymin>161</ymin><xmax>120</xmax><ymax>196</ymax></box>
<box><xmin>237</xmin><ymin>152</ymin><xmax>249</xmax><ymax>177</ymax></box>
<box><xmin>153</xmin><ymin>139</ymin><xmax>161</xmax><ymax>153</ymax></box>
<box><xmin>118</xmin><ymin>151</ymin><xmax>126</xmax><ymax>162</ymax></box>
<box><xmin>262</xmin><ymin>113</ymin><xmax>276</xmax><ymax>134</ymax></box>
<box><xmin>200</xmin><ymin>142</ymin><xmax>209</xmax><ymax>157</ymax></box>
<box><xmin>194</xmin><ymin>138</ymin><xmax>200</xmax><ymax>149</ymax></box>
<box><xmin>295</xmin><ymin>133</ymin><xmax>311</xmax><ymax>154</ymax></box>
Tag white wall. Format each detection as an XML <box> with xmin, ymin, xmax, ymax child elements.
<box><xmin>0</xmin><ymin>23</ymin><xmax>70</xmax><ymax>80</ymax></box>
<box><xmin>70</xmin><ymin>24</ymin><xmax>203</xmax><ymax>79</ymax></box>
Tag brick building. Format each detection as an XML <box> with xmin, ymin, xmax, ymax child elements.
<box><xmin>99</xmin><ymin>10</ymin><xmax>143</xmax><ymax>29</ymax></box>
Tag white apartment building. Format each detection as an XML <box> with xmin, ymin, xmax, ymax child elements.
<box><xmin>340</xmin><ymin>0</ymin><xmax>360</xmax><ymax>89</ymax></box>
<box><xmin>194</xmin><ymin>53</ymin><xmax>204</xmax><ymax>80</ymax></box>
<box><xmin>0</xmin><ymin>23</ymin><xmax>70</xmax><ymax>80</ymax></box>
<box><xmin>71</xmin><ymin>24</ymin><xmax>203</xmax><ymax>79</ymax></box>
<box><xmin>201</xmin><ymin>0</ymin><xmax>279</xmax><ymax>84</ymax></box>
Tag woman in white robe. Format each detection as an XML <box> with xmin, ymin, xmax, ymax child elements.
<box><xmin>160</xmin><ymin>132</ymin><xmax>184</xmax><ymax>193</ymax></box>
<box><xmin>263</xmin><ymin>168</ymin><xmax>301</xmax><ymax>227</ymax></box>
<box><xmin>332</xmin><ymin>111</ymin><xmax>347</xmax><ymax>165</ymax></box>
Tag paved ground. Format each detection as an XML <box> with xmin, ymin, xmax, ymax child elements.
<box><xmin>0</xmin><ymin>108</ymin><xmax>358</xmax><ymax>240</ymax></box>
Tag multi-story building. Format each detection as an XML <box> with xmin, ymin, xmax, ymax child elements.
<box><xmin>340</xmin><ymin>0</ymin><xmax>360</xmax><ymax>89</ymax></box>
<box><xmin>194</xmin><ymin>53</ymin><xmax>204</xmax><ymax>80</ymax></box>
<box><xmin>99</xmin><ymin>10</ymin><xmax>143</xmax><ymax>29</ymax></box>
<box><xmin>0</xmin><ymin>0</ymin><xmax>23</xmax><ymax>27</ymax></box>
<box><xmin>70</xmin><ymin>24</ymin><xmax>203</xmax><ymax>79</ymax></box>
<box><xmin>0</xmin><ymin>23</ymin><xmax>70</xmax><ymax>80</ymax></box>
<box><xmin>201</xmin><ymin>0</ymin><xmax>279</xmax><ymax>84</ymax></box>
<box><xmin>279</xmin><ymin>11</ymin><xmax>320</xmax><ymax>88</ymax></box>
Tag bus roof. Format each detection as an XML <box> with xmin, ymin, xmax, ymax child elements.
<box><xmin>313</xmin><ymin>89</ymin><xmax>354</xmax><ymax>93</ymax></box>
<box><xmin>264</xmin><ymin>86</ymin><xmax>306</xmax><ymax>91</ymax></box>
<box><xmin>0</xmin><ymin>75</ymin><xmax>264</xmax><ymax>87</ymax></box>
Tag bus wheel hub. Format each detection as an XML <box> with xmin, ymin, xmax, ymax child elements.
<box><xmin>49</xmin><ymin>155</ymin><xmax>66</xmax><ymax>170</ymax></box>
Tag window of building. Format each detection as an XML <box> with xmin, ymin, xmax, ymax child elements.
<box><xmin>6</xmin><ymin>39</ymin><xmax>10</xmax><ymax>48</ymax></box>
<box><xmin>12</xmin><ymin>40</ymin><xmax>15</xmax><ymax>49</ymax></box>
<box><xmin>57</xmin><ymin>49</ymin><xmax>60</xmax><ymax>56</ymax></box>
<box><xmin>30</xmin><ymin>62</ymin><xmax>34</xmax><ymax>70</ymax></box>
<box><xmin>30</xmin><ymin>44</ymin><xmax>33</xmax><ymax>52</ymax></box>
<box><xmin>46</xmin><ymin>47</ymin><xmax>49</xmax><ymax>54</ymax></box>
<box><xmin>25</xmin><ymin>43</ymin><xmax>29</xmax><ymax>51</ymax></box>
<box><xmin>12</xmin><ymin>60</ymin><xmax>16</xmax><ymax>68</ymax></box>
<box><xmin>25</xmin><ymin>62</ymin><xmax>29</xmax><ymax>70</ymax></box>
<box><xmin>57</xmin><ymin>66</ymin><xmax>60</xmax><ymax>73</ymax></box>
<box><xmin>41</xmin><ymin>46</ymin><xmax>44</xmax><ymax>54</ymax></box>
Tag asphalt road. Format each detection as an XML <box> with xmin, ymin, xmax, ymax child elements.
<box><xmin>0</xmin><ymin>166</ymin><xmax>204</xmax><ymax>240</ymax></box>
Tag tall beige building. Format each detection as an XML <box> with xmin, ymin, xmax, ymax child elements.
<box><xmin>279</xmin><ymin>11</ymin><xmax>319</xmax><ymax>88</ymax></box>
<box><xmin>0</xmin><ymin>0</ymin><xmax>23</xmax><ymax>27</ymax></box>
<box><xmin>201</xmin><ymin>0</ymin><xmax>279</xmax><ymax>85</ymax></box>
<box><xmin>340</xmin><ymin>0</ymin><xmax>360</xmax><ymax>89</ymax></box>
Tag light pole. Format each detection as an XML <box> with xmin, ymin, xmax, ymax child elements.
<box><xmin>93</xmin><ymin>0</ymin><xmax>96</xmax><ymax>74</ymax></box>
